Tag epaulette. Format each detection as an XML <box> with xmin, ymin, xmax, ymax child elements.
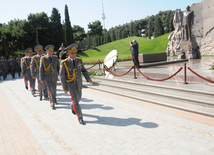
<box><xmin>76</xmin><ymin>57</ymin><xmax>82</xmax><ymax>60</ymax></box>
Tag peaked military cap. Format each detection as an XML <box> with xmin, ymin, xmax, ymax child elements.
<box><xmin>34</xmin><ymin>45</ymin><xmax>43</xmax><ymax>51</ymax></box>
<box><xmin>45</xmin><ymin>45</ymin><xmax>55</xmax><ymax>52</ymax></box>
<box><xmin>25</xmin><ymin>47</ymin><xmax>33</xmax><ymax>53</ymax></box>
<box><xmin>66</xmin><ymin>44</ymin><xmax>78</xmax><ymax>53</ymax></box>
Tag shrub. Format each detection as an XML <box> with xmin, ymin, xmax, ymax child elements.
<box><xmin>88</xmin><ymin>70</ymin><xmax>104</xmax><ymax>76</ymax></box>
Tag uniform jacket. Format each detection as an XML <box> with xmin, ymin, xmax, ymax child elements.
<box><xmin>31</xmin><ymin>55</ymin><xmax>41</xmax><ymax>77</ymax></box>
<box><xmin>60</xmin><ymin>57</ymin><xmax>91</xmax><ymax>91</ymax></box>
<box><xmin>21</xmin><ymin>57</ymin><xmax>31</xmax><ymax>76</ymax></box>
<box><xmin>39</xmin><ymin>55</ymin><xmax>59</xmax><ymax>81</ymax></box>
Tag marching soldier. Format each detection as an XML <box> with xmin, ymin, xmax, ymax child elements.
<box><xmin>16</xmin><ymin>55</ymin><xmax>21</xmax><ymax>77</ymax></box>
<box><xmin>60</xmin><ymin>44</ymin><xmax>92</xmax><ymax>125</ymax></box>
<box><xmin>39</xmin><ymin>45</ymin><xmax>60</xmax><ymax>109</ymax></box>
<box><xmin>21</xmin><ymin>52</ymin><xmax>29</xmax><ymax>89</ymax></box>
<box><xmin>31</xmin><ymin>45</ymin><xmax>48</xmax><ymax>101</ymax></box>
<box><xmin>8</xmin><ymin>55</ymin><xmax>16</xmax><ymax>79</ymax></box>
<box><xmin>1</xmin><ymin>56</ymin><xmax>8</xmax><ymax>80</ymax></box>
<box><xmin>21</xmin><ymin>48</ymin><xmax>35</xmax><ymax>96</ymax></box>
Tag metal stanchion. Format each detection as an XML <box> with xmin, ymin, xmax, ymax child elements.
<box><xmin>98</xmin><ymin>60</ymin><xmax>101</xmax><ymax>70</ymax></box>
<box><xmin>113</xmin><ymin>60</ymin><xmax>115</xmax><ymax>71</ymax></box>
<box><xmin>134</xmin><ymin>66</ymin><xmax>137</xmax><ymax>79</ymax></box>
<box><xmin>184</xmin><ymin>63</ymin><xmax>188</xmax><ymax>84</ymax></box>
<box><xmin>103</xmin><ymin>64</ymin><xmax>106</xmax><ymax>75</ymax></box>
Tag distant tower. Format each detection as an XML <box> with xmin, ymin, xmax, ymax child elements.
<box><xmin>102</xmin><ymin>0</ymin><xmax>106</xmax><ymax>29</ymax></box>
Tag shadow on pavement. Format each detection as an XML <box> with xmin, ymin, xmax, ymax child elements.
<box><xmin>84</xmin><ymin>113</ymin><xmax>159</xmax><ymax>128</ymax></box>
<box><xmin>81</xmin><ymin>98</ymin><xmax>94</xmax><ymax>102</ymax></box>
<box><xmin>81</xmin><ymin>103</ymin><xmax>114</xmax><ymax>110</ymax></box>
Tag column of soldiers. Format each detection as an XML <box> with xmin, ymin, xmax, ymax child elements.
<box><xmin>0</xmin><ymin>55</ymin><xmax>22</xmax><ymax>80</ymax></box>
<box><xmin>19</xmin><ymin>43</ymin><xmax>92</xmax><ymax>125</ymax></box>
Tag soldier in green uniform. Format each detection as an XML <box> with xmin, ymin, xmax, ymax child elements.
<box><xmin>21</xmin><ymin>48</ymin><xmax>35</xmax><ymax>96</ymax></box>
<box><xmin>31</xmin><ymin>45</ymin><xmax>48</xmax><ymax>101</ymax></box>
<box><xmin>60</xmin><ymin>44</ymin><xmax>92</xmax><ymax>125</ymax></box>
<box><xmin>8</xmin><ymin>55</ymin><xmax>16</xmax><ymax>79</ymax></box>
<box><xmin>39</xmin><ymin>45</ymin><xmax>60</xmax><ymax>110</ymax></box>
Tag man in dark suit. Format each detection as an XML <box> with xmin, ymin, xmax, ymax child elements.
<box><xmin>130</xmin><ymin>39</ymin><xmax>139</xmax><ymax>68</ymax></box>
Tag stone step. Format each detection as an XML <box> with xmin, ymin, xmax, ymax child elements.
<box><xmin>83</xmin><ymin>76</ymin><xmax>214</xmax><ymax>117</ymax></box>
<box><xmin>91</xmin><ymin>76</ymin><xmax>214</xmax><ymax>105</ymax></box>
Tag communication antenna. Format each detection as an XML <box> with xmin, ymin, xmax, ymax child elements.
<box><xmin>102</xmin><ymin>0</ymin><xmax>106</xmax><ymax>29</ymax></box>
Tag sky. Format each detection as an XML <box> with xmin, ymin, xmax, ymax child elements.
<box><xmin>0</xmin><ymin>0</ymin><xmax>202</xmax><ymax>32</ymax></box>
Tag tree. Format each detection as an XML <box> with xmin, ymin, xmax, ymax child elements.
<box><xmin>154</xmin><ymin>15</ymin><xmax>164</xmax><ymax>38</ymax></box>
<box><xmin>87</xmin><ymin>20</ymin><xmax>103</xmax><ymax>37</ymax></box>
<box><xmin>0</xmin><ymin>24</ymin><xmax>13</xmax><ymax>56</ymax></box>
<box><xmin>0</xmin><ymin>20</ymin><xmax>27</xmax><ymax>56</ymax></box>
<box><xmin>64</xmin><ymin>4</ymin><xmax>74</xmax><ymax>45</ymax></box>
<box><xmin>148</xmin><ymin>17</ymin><xmax>154</xmax><ymax>39</ymax></box>
<box><xmin>133</xmin><ymin>21</ymin><xmax>140</xmax><ymax>36</ymax></box>
<box><xmin>165</xmin><ymin>12</ymin><xmax>170</xmax><ymax>33</ymax></box>
<box><xmin>27</xmin><ymin>12</ymin><xmax>50</xmax><ymax>46</ymax></box>
<box><xmin>169</xmin><ymin>13</ymin><xmax>174</xmax><ymax>32</ymax></box>
<box><xmin>72</xmin><ymin>25</ymin><xmax>86</xmax><ymax>43</ymax></box>
<box><xmin>86</xmin><ymin>36</ymin><xmax>93</xmax><ymax>49</ymax></box>
<box><xmin>129</xmin><ymin>21</ymin><xmax>134</xmax><ymax>37</ymax></box>
<box><xmin>105</xmin><ymin>31</ymin><xmax>111</xmax><ymax>43</ymax></box>
<box><xmin>50</xmin><ymin>8</ymin><xmax>64</xmax><ymax>49</ymax></box>
<box><xmin>109</xmin><ymin>28</ymin><xmax>116</xmax><ymax>41</ymax></box>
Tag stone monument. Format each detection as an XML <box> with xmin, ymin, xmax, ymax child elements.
<box><xmin>167</xmin><ymin>10</ymin><xmax>184</xmax><ymax>57</ymax></box>
<box><xmin>167</xmin><ymin>0</ymin><xmax>214</xmax><ymax>58</ymax></box>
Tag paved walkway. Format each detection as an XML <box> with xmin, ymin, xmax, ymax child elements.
<box><xmin>0</xmin><ymin>87</ymin><xmax>45</xmax><ymax>155</ymax></box>
<box><xmin>0</xmin><ymin>57</ymin><xmax>214</xmax><ymax>154</ymax></box>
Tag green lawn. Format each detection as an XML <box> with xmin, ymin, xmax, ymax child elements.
<box><xmin>141</xmin><ymin>33</ymin><xmax>171</xmax><ymax>53</ymax></box>
<box><xmin>77</xmin><ymin>33</ymin><xmax>171</xmax><ymax>61</ymax></box>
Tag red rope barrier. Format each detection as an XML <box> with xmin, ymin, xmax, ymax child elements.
<box><xmin>135</xmin><ymin>66</ymin><xmax>183</xmax><ymax>81</ymax></box>
<box><xmin>85</xmin><ymin>62</ymin><xmax>99</xmax><ymax>70</ymax></box>
<box><xmin>188</xmin><ymin>67</ymin><xmax>214</xmax><ymax>83</ymax></box>
<box><xmin>104</xmin><ymin>65</ymin><xmax>134</xmax><ymax>76</ymax></box>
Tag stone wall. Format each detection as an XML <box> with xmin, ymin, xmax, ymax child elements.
<box><xmin>191</xmin><ymin>0</ymin><xmax>214</xmax><ymax>55</ymax></box>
